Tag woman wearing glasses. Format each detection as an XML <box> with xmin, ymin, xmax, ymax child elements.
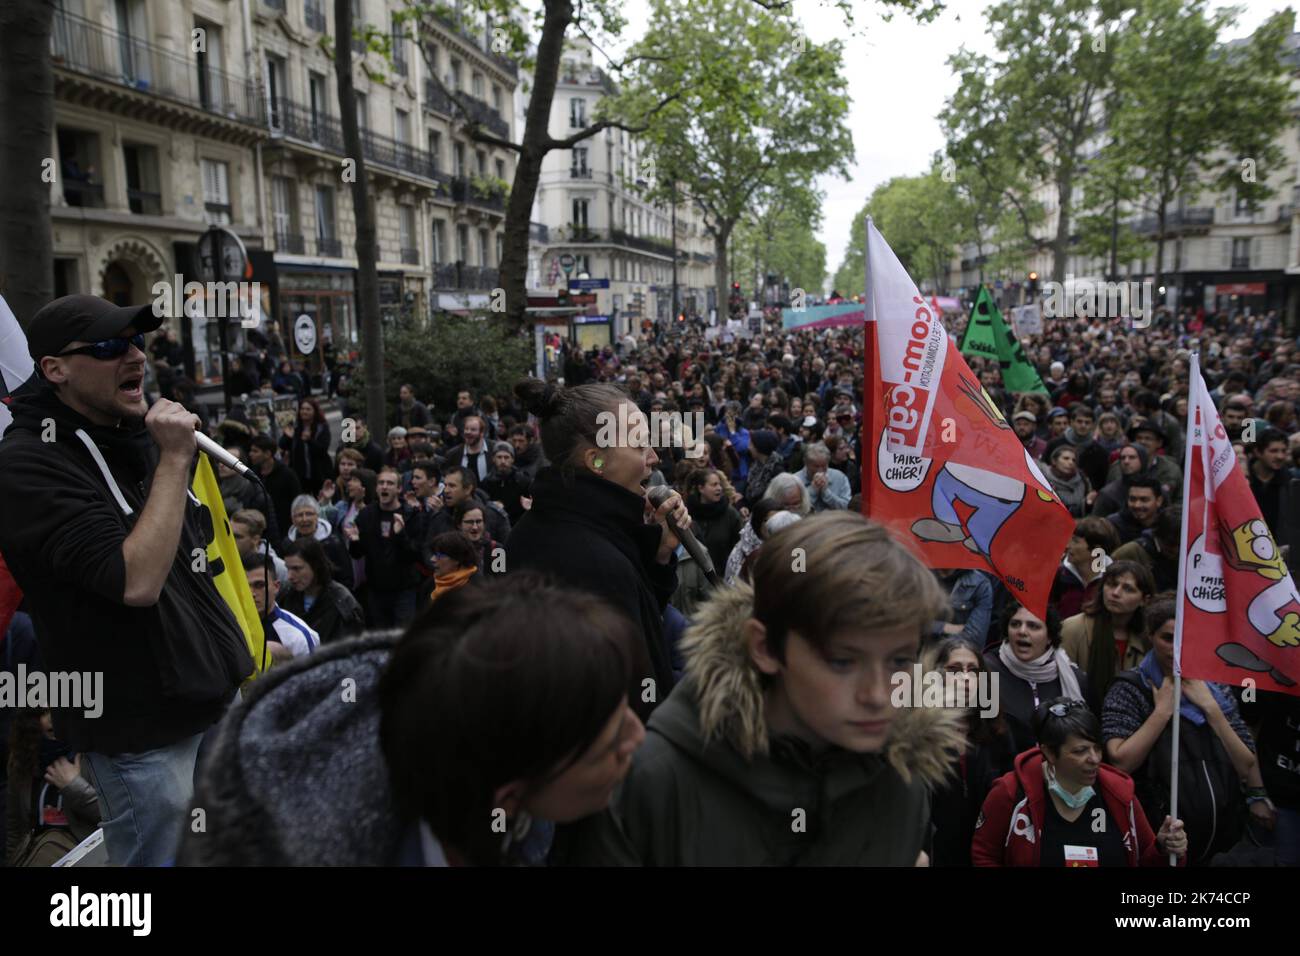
<box><xmin>427</xmin><ymin>531</ymin><xmax>483</xmax><ymax>606</ymax></box>
<box><xmin>972</xmin><ymin>698</ymin><xmax>1187</xmax><ymax>866</ymax></box>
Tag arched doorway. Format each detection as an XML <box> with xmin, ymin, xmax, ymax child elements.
<box><xmin>102</xmin><ymin>262</ymin><xmax>136</xmax><ymax>305</ymax></box>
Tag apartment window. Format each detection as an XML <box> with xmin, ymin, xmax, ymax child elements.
<box><xmin>315</xmin><ymin>185</ymin><xmax>338</xmax><ymax>255</ymax></box>
<box><xmin>495</xmin><ymin>158</ymin><xmax>505</xmax><ymax>181</ymax></box>
<box><xmin>575</xmin><ymin>254</ymin><xmax>590</xmax><ymax>275</ymax></box>
<box><xmin>472</xmin><ymin>73</ymin><xmax>484</xmax><ymax>100</ymax></box>
<box><xmin>454</xmin><ymin>143</ymin><xmax>465</xmax><ymax>177</ymax></box>
<box><xmin>305</xmin><ymin>0</ymin><xmax>326</xmax><ymax>32</ymax></box>
<box><xmin>266</xmin><ymin>55</ymin><xmax>286</xmax><ymax>129</ymax></box>
<box><xmin>571</xmin><ymin>147</ymin><xmax>589</xmax><ymax>177</ymax></box>
<box><xmin>432</xmin><ymin>219</ymin><xmax>446</xmax><ymax>263</ymax></box>
<box><xmin>475</xmin><ymin>149</ymin><xmax>486</xmax><ymax>176</ymax></box>
<box><xmin>569</xmin><ymin>197</ymin><xmax>590</xmax><ymax>228</ymax></box>
<box><xmin>391</xmin><ymin>14</ymin><xmax>407</xmax><ymax>76</ymax></box>
<box><xmin>114</xmin><ymin>0</ymin><xmax>151</xmax><ymax>86</ymax></box>
<box><xmin>400</xmin><ymin>206</ymin><xmax>417</xmax><ymax>262</ymax></box>
<box><xmin>495</xmin><ymin>232</ymin><xmax>503</xmax><ymax>266</ymax></box>
<box><xmin>570</xmin><ymin>98</ymin><xmax>586</xmax><ymax>128</ymax></box>
<box><xmin>449</xmin><ymin>59</ymin><xmax>462</xmax><ymax>92</ymax></box>
<box><xmin>354</xmin><ymin>91</ymin><xmax>368</xmax><ymax>131</ymax></box>
<box><xmin>57</xmin><ymin>128</ymin><xmax>104</xmax><ymax>208</ymax></box>
<box><xmin>309</xmin><ymin>71</ymin><xmax>328</xmax><ymax>140</ymax></box>
<box><xmin>394</xmin><ymin>108</ymin><xmax>410</xmax><ymax>145</ymax></box>
<box><xmin>492</xmin><ymin>86</ymin><xmax>502</xmax><ymax>113</ymax></box>
<box><xmin>194</xmin><ymin>20</ymin><xmax>224</xmax><ymax>111</ymax></box>
<box><xmin>1232</xmin><ymin>237</ymin><xmax>1251</xmax><ymax>269</ymax></box>
<box><xmin>1235</xmin><ymin>193</ymin><xmax>1254</xmax><ymax>217</ymax></box>
<box><xmin>350</xmin><ymin>0</ymin><xmax>364</xmax><ymax>53</ymax></box>
<box><xmin>201</xmin><ymin>158</ymin><xmax>231</xmax><ymax>224</ymax></box>
<box><xmin>457</xmin><ymin>224</ymin><xmax>469</xmax><ymax>263</ymax></box>
<box><xmin>123</xmin><ymin>143</ymin><xmax>161</xmax><ymax>215</ymax></box>
<box><xmin>478</xmin><ymin>228</ymin><xmax>489</xmax><ymax>266</ymax></box>
<box><xmin>271</xmin><ymin>176</ymin><xmax>298</xmax><ymax>244</ymax></box>
<box><xmin>428</xmin><ymin>131</ymin><xmax>442</xmax><ymax>171</ymax></box>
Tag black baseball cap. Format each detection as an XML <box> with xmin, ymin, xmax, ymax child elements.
<box><xmin>27</xmin><ymin>295</ymin><xmax>163</xmax><ymax>362</ymax></box>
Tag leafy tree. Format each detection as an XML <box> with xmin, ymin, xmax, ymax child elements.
<box><xmin>1105</xmin><ymin>0</ymin><xmax>1293</xmax><ymax>294</ymax></box>
<box><xmin>731</xmin><ymin>183</ymin><xmax>826</xmax><ymax>301</ymax></box>
<box><xmin>942</xmin><ymin>0</ymin><xmax>1126</xmax><ymax>285</ymax></box>
<box><xmin>612</xmin><ymin>0</ymin><xmax>854</xmax><ymax>313</ymax></box>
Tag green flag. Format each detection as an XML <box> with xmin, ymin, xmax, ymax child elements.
<box><xmin>959</xmin><ymin>286</ymin><xmax>1047</xmax><ymax>393</ymax></box>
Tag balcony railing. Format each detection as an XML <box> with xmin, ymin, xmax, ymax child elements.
<box><xmin>61</xmin><ymin>180</ymin><xmax>105</xmax><ymax>208</ymax></box>
<box><xmin>127</xmin><ymin>188</ymin><xmax>161</xmax><ymax>215</ymax></box>
<box><xmin>276</xmin><ymin>232</ymin><xmax>306</xmax><ymax>254</ymax></box>
<box><xmin>458</xmin><ymin>94</ymin><xmax>509</xmax><ymax>138</ymax></box>
<box><xmin>51</xmin><ymin>10</ymin><xmax>263</xmax><ymax>126</ymax></box>
<box><xmin>570</xmin><ymin>167</ymin><xmax>593</xmax><ymax>179</ymax></box>
<box><xmin>317</xmin><ymin>236</ymin><xmax>343</xmax><ymax>257</ymax></box>
<box><xmin>401</xmin><ymin>246</ymin><xmax>420</xmax><ymax>264</ymax></box>
<box><xmin>529</xmin><ymin>222</ymin><xmax>550</xmax><ymax>243</ymax></box>
<box><xmin>432</xmin><ymin>12</ymin><xmax>518</xmax><ymax>77</ymax></box>
<box><xmin>559</xmin><ymin>68</ymin><xmax>617</xmax><ymax>95</ymax></box>
<box><xmin>275</xmin><ymin>99</ymin><xmax>440</xmax><ymax>180</ymax></box>
<box><xmin>612</xmin><ymin>228</ymin><xmax>674</xmax><ymax>257</ymax></box>
<box><xmin>1132</xmin><ymin>207</ymin><xmax>1215</xmax><ymax>234</ymax></box>
<box><xmin>431</xmin><ymin>262</ymin><xmax>498</xmax><ymax>290</ymax></box>
<box><xmin>423</xmin><ymin>79</ymin><xmax>454</xmax><ymax>115</ymax></box>
<box><xmin>305</xmin><ymin>1</ymin><xmax>326</xmax><ymax>32</ymax></box>
<box><xmin>1231</xmin><ymin>256</ymin><xmax>1251</xmax><ymax>270</ymax></box>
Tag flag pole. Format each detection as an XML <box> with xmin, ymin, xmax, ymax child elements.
<box><xmin>1168</xmin><ymin>351</ymin><xmax>1201</xmax><ymax>865</ymax></box>
<box><xmin>861</xmin><ymin>215</ymin><xmax>875</xmax><ymax>517</ymax></box>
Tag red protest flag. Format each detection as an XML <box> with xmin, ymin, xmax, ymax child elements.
<box><xmin>1176</xmin><ymin>354</ymin><xmax>1300</xmax><ymax>694</ymax></box>
<box><xmin>862</xmin><ymin>219</ymin><xmax>1074</xmax><ymax>618</ymax></box>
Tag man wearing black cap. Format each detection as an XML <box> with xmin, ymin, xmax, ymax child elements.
<box><xmin>0</xmin><ymin>295</ymin><xmax>252</xmax><ymax>866</ymax></box>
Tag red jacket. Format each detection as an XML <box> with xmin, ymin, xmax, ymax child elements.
<box><xmin>972</xmin><ymin>747</ymin><xmax>1180</xmax><ymax>867</ymax></box>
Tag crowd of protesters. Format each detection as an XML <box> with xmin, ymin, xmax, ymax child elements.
<box><xmin>3</xmin><ymin>292</ymin><xmax>1300</xmax><ymax>868</ymax></box>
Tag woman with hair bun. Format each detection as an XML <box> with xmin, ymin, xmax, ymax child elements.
<box><xmin>505</xmin><ymin>378</ymin><xmax>691</xmax><ymax>719</ymax></box>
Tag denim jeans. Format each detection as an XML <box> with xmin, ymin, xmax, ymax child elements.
<box><xmin>1275</xmin><ymin>806</ymin><xmax>1300</xmax><ymax>866</ymax></box>
<box><xmin>83</xmin><ymin>733</ymin><xmax>203</xmax><ymax>866</ymax></box>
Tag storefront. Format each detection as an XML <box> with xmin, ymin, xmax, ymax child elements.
<box><xmin>277</xmin><ymin>266</ymin><xmax>358</xmax><ymax>377</ymax></box>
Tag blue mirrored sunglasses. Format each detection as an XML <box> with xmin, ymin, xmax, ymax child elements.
<box><xmin>57</xmin><ymin>333</ymin><xmax>145</xmax><ymax>360</ymax></box>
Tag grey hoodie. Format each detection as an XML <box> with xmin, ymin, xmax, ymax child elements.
<box><xmin>178</xmin><ymin>633</ymin><xmax>404</xmax><ymax>866</ymax></box>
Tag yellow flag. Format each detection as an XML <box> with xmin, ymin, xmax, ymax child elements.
<box><xmin>191</xmin><ymin>455</ymin><xmax>269</xmax><ymax>682</ymax></box>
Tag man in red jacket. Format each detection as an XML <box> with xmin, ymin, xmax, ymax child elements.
<box><xmin>973</xmin><ymin>698</ymin><xmax>1187</xmax><ymax>867</ymax></box>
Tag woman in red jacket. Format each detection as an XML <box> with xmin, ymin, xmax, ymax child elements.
<box><xmin>972</xmin><ymin>697</ymin><xmax>1187</xmax><ymax>867</ymax></box>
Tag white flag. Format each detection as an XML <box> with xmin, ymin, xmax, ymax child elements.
<box><xmin>0</xmin><ymin>295</ymin><xmax>35</xmax><ymax>438</ymax></box>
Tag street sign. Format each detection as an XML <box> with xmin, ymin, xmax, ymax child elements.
<box><xmin>294</xmin><ymin>314</ymin><xmax>317</xmax><ymax>354</ymax></box>
<box><xmin>568</xmin><ymin>278</ymin><xmax>610</xmax><ymax>291</ymax></box>
<box><xmin>197</xmin><ymin>226</ymin><xmax>249</xmax><ymax>282</ymax></box>
<box><xmin>559</xmin><ymin>254</ymin><xmax>576</xmax><ymax>275</ymax></box>
<box><xmin>574</xmin><ymin>314</ymin><xmax>610</xmax><ymax>325</ymax></box>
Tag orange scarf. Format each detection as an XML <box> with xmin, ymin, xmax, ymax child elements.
<box><xmin>430</xmin><ymin>566</ymin><xmax>477</xmax><ymax>603</ymax></box>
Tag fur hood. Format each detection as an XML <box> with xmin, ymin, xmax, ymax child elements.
<box><xmin>679</xmin><ymin>582</ymin><xmax>965</xmax><ymax>789</ymax></box>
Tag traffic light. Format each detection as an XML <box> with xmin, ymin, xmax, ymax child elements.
<box><xmin>556</xmin><ymin>288</ymin><xmax>569</xmax><ymax>307</ymax></box>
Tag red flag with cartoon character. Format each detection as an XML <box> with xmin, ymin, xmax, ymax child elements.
<box><xmin>862</xmin><ymin>219</ymin><xmax>1074</xmax><ymax>619</ymax></box>
<box><xmin>1176</xmin><ymin>354</ymin><xmax>1299</xmax><ymax>694</ymax></box>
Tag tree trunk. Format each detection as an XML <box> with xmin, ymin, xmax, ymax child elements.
<box><xmin>335</xmin><ymin>0</ymin><xmax>385</xmax><ymax>432</ymax></box>
<box><xmin>1108</xmin><ymin>182</ymin><xmax>1120</xmax><ymax>282</ymax></box>
<box><xmin>1052</xmin><ymin>168</ymin><xmax>1074</xmax><ymax>286</ymax></box>
<box><xmin>0</xmin><ymin>0</ymin><xmax>54</xmax><ymax>326</ymax></box>
<box><xmin>713</xmin><ymin>222</ymin><xmax>732</xmax><ymax>320</ymax></box>
<box><xmin>502</xmin><ymin>0</ymin><xmax>573</xmax><ymax>333</ymax></box>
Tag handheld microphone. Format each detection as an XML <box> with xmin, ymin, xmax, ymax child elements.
<box><xmin>195</xmin><ymin>429</ymin><xmax>259</xmax><ymax>481</ymax></box>
<box><xmin>647</xmin><ymin>485</ymin><xmax>721</xmax><ymax>587</ymax></box>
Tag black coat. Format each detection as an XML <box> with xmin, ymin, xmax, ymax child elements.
<box><xmin>505</xmin><ymin>468</ymin><xmax>677</xmax><ymax>719</ymax></box>
<box><xmin>279</xmin><ymin>422</ymin><xmax>333</xmax><ymax>496</ymax></box>
<box><xmin>279</xmin><ymin>581</ymin><xmax>364</xmax><ymax>646</ymax></box>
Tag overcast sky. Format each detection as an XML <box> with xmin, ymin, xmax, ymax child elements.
<box><xmin>604</xmin><ymin>0</ymin><xmax>1291</xmax><ymax>286</ymax></box>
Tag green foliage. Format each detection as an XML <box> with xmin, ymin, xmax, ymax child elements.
<box><xmin>354</xmin><ymin>313</ymin><xmax>533</xmax><ymax>418</ymax></box>
<box><xmin>732</xmin><ymin>183</ymin><xmax>826</xmax><ymax>297</ymax></box>
<box><xmin>611</xmin><ymin>0</ymin><xmax>854</xmax><ymax>304</ymax></box>
<box><xmin>832</xmin><ymin>160</ymin><xmax>964</xmax><ymax>295</ymax></box>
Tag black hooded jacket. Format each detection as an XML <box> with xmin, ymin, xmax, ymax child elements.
<box><xmin>505</xmin><ymin>468</ymin><xmax>677</xmax><ymax>719</ymax></box>
<box><xmin>0</xmin><ymin>386</ymin><xmax>253</xmax><ymax>755</ymax></box>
